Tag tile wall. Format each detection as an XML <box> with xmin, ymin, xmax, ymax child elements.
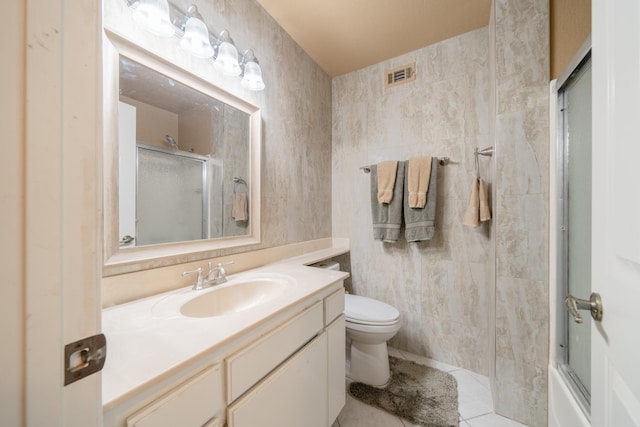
<box><xmin>491</xmin><ymin>0</ymin><xmax>550</xmax><ymax>425</ymax></box>
<box><xmin>332</xmin><ymin>27</ymin><xmax>492</xmax><ymax>375</ymax></box>
<box><xmin>333</xmin><ymin>1</ymin><xmax>551</xmax><ymax>425</ymax></box>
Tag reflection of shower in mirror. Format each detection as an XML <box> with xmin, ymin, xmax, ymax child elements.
<box><xmin>165</xmin><ymin>134</ymin><xmax>179</xmax><ymax>150</ymax></box>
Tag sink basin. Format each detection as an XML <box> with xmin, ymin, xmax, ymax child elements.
<box><xmin>180</xmin><ymin>278</ymin><xmax>289</xmax><ymax>318</ymax></box>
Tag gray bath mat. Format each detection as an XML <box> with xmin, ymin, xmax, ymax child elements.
<box><xmin>348</xmin><ymin>356</ymin><xmax>459</xmax><ymax>427</ymax></box>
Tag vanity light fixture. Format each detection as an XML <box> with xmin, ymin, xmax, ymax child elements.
<box><xmin>240</xmin><ymin>50</ymin><xmax>265</xmax><ymax>91</ymax></box>
<box><xmin>213</xmin><ymin>30</ymin><xmax>242</xmax><ymax>77</ymax></box>
<box><xmin>131</xmin><ymin>0</ymin><xmax>174</xmax><ymax>37</ymax></box>
<box><xmin>126</xmin><ymin>0</ymin><xmax>264</xmax><ymax>89</ymax></box>
<box><xmin>178</xmin><ymin>5</ymin><xmax>214</xmax><ymax>58</ymax></box>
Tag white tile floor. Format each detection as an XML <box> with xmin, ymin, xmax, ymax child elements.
<box><xmin>332</xmin><ymin>348</ymin><xmax>528</xmax><ymax>427</ymax></box>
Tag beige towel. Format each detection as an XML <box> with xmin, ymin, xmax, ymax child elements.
<box><xmin>232</xmin><ymin>192</ymin><xmax>248</xmax><ymax>221</ymax></box>
<box><xmin>377</xmin><ymin>161</ymin><xmax>398</xmax><ymax>204</ymax></box>
<box><xmin>462</xmin><ymin>178</ymin><xmax>480</xmax><ymax>227</ymax></box>
<box><xmin>407</xmin><ymin>156</ymin><xmax>433</xmax><ymax>208</ymax></box>
<box><xmin>479</xmin><ymin>178</ymin><xmax>491</xmax><ymax>222</ymax></box>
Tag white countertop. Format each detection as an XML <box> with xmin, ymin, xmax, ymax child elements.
<box><xmin>102</xmin><ymin>248</ymin><xmax>349</xmax><ymax>409</ymax></box>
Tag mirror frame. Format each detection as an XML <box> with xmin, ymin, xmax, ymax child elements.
<box><xmin>103</xmin><ymin>30</ymin><xmax>261</xmax><ymax>276</ymax></box>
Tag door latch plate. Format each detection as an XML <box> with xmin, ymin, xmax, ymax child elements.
<box><xmin>64</xmin><ymin>333</ymin><xmax>107</xmax><ymax>386</ymax></box>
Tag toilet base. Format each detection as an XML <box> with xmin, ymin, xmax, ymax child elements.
<box><xmin>347</xmin><ymin>340</ymin><xmax>391</xmax><ymax>387</ymax></box>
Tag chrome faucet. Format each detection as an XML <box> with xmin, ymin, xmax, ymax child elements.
<box><xmin>183</xmin><ymin>261</ymin><xmax>234</xmax><ymax>290</ymax></box>
<box><xmin>206</xmin><ymin>261</ymin><xmax>234</xmax><ymax>286</ymax></box>
<box><xmin>182</xmin><ymin>267</ymin><xmax>207</xmax><ymax>290</ymax></box>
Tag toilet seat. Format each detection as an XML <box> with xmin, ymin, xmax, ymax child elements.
<box><xmin>345</xmin><ymin>294</ymin><xmax>400</xmax><ymax>326</ymax></box>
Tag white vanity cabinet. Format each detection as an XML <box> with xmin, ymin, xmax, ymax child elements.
<box><xmin>104</xmin><ymin>280</ymin><xmax>346</xmax><ymax>427</ymax></box>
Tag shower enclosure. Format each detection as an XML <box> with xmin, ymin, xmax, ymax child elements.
<box><xmin>135</xmin><ymin>144</ymin><xmax>210</xmax><ymax>246</ymax></box>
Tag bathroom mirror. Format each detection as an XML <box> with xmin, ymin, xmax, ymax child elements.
<box><xmin>103</xmin><ymin>32</ymin><xmax>261</xmax><ymax>276</ymax></box>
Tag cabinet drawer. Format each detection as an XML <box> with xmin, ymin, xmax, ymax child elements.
<box><xmin>227</xmin><ymin>333</ymin><xmax>328</xmax><ymax>427</ymax></box>
<box><xmin>324</xmin><ymin>288</ymin><xmax>344</xmax><ymax>325</ymax></box>
<box><xmin>126</xmin><ymin>364</ymin><xmax>222</xmax><ymax>427</ymax></box>
<box><xmin>226</xmin><ymin>302</ymin><xmax>323</xmax><ymax>402</ymax></box>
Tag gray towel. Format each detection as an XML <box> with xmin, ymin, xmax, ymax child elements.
<box><xmin>404</xmin><ymin>158</ymin><xmax>438</xmax><ymax>242</ymax></box>
<box><xmin>370</xmin><ymin>163</ymin><xmax>404</xmax><ymax>242</ymax></box>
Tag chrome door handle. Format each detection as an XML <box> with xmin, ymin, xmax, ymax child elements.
<box><xmin>119</xmin><ymin>235</ymin><xmax>135</xmax><ymax>245</ymax></box>
<box><xmin>565</xmin><ymin>292</ymin><xmax>603</xmax><ymax>323</ymax></box>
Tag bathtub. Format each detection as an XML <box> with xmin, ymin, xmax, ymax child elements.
<box><xmin>548</xmin><ymin>365</ymin><xmax>590</xmax><ymax>427</ymax></box>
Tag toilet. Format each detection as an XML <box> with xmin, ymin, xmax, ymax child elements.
<box><xmin>344</xmin><ymin>294</ymin><xmax>401</xmax><ymax>387</ymax></box>
<box><xmin>311</xmin><ymin>260</ymin><xmax>402</xmax><ymax>387</ymax></box>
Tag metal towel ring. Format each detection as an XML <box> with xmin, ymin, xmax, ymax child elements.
<box><xmin>233</xmin><ymin>176</ymin><xmax>247</xmax><ymax>194</ymax></box>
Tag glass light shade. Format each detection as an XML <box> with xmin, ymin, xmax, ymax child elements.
<box><xmin>241</xmin><ymin>61</ymin><xmax>265</xmax><ymax>91</ymax></box>
<box><xmin>214</xmin><ymin>41</ymin><xmax>241</xmax><ymax>77</ymax></box>
<box><xmin>132</xmin><ymin>0</ymin><xmax>174</xmax><ymax>37</ymax></box>
<box><xmin>180</xmin><ymin>17</ymin><xmax>214</xmax><ymax>58</ymax></box>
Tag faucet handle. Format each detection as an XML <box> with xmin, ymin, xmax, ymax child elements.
<box><xmin>208</xmin><ymin>261</ymin><xmax>234</xmax><ymax>272</ymax></box>
<box><xmin>182</xmin><ymin>267</ymin><xmax>204</xmax><ymax>289</ymax></box>
<box><xmin>206</xmin><ymin>261</ymin><xmax>234</xmax><ymax>283</ymax></box>
<box><xmin>217</xmin><ymin>261</ymin><xmax>234</xmax><ymax>275</ymax></box>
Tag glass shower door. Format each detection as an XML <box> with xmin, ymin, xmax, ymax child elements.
<box><xmin>136</xmin><ymin>146</ymin><xmax>205</xmax><ymax>246</ymax></box>
<box><xmin>557</xmin><ymin>54</ymin><xmax>592</xmax><ymax>412</ymax></box>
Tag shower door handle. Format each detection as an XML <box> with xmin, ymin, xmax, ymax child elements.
<box><xmin>119</xmin><ymin>235</ymin><xmax>135</xmax><ymax>246</ymax></box>
<box><xmin>565</xmin><ymin>292</ymin><xmax>603</xmax><ymax>323</ymax></box>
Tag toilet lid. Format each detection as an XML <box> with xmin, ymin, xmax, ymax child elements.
<box><xmin>344</xmin><ymin>294</ymin><xmax>400</xmax><ymax>325</ymax></box>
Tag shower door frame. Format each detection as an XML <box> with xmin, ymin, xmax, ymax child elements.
<box><xmin>136</xmin><ymin>142</ymin><xmax>210</xmax><ymax>244</ymax></box>
<box><xmin>552</xmin><ymin>39</ymin><xmax>592</xmax><ymax>421</ymax></box>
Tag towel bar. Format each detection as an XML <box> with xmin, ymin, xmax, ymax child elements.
<box><xmin>360</xmin><ymin>157</ymin><xmax>449</xmax><ymax>173</ymax></box>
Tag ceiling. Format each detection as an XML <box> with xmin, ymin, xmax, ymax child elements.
<box><xmin>255</xmin><ymin>0</ymin><xmax>492</xmax><ymax>77</ymax></box>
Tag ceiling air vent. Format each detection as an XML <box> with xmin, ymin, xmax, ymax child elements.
<box><xmin>385</xmin><ymin>63</ymin><xmax>416</xmax><ymax>88</ymax></box>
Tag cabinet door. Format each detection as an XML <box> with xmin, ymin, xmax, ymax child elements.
<box><xmin>227</xmin><ymin>333</ymin><xmax>328</xmax><ymax>427</ymax></box>
<box><xmin>126</xmin><ymin>364</ymin><xmax>223</xmax><ymax>427</ymax></box>
<box><xmin>327</xmin><ymin>315</ymin><xmax>346</xmax><ymax>423</ymax></box>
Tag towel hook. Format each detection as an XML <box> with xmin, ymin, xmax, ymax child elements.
<box><xmin>233</xmin><ymin>176</ymin><xmax>247</xmax><ymax>185</ymax></box>
<box><xmin>473</xmin><ymin>146</ymin><xmax>494</xmax><ymax>179</ymax></box>
<box><xmin>474</xmin><ymin>149</ymin><xmax>480</xmax><ymax>178</ymax></box>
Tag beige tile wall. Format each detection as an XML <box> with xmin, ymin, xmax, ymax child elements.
<box><xmin>332</xmin><ymin>27</ymin><xmax>492</xmax><ymax>375</ymax></box>
<box><xmin>333</xmin><ymin>3</ymin><xmax>551</xmax><ymax>424</ymax></box>
<box><xmin>491</xmin><ymin>0</ymin><xmax>550</xmax><ymax>425</ymax></box>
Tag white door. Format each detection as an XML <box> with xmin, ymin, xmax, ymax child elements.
<box><xmin>23</xmin><ymin>0</ymin><xmax>103</xmax><ymax>425</ymax></box>
<box><xmin>591</xmin><ymin>0</ymin><xmax>640</xmax><ymax>425</ymax></box>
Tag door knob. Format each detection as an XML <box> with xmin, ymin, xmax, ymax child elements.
<box><xmin>565</xmin><ymin>292</ymin><xmax>603</xmax><ymax>323</ymax></box>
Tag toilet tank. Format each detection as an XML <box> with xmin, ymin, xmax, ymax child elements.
<box><xmin>310</xmin><ymin>261</ymin><xmax>340</xmax><ymax>271</ymax></box>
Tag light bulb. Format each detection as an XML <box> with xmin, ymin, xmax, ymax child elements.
<box><xmin>214</xmin><ymin>41</ymin><xmax>241</xmax><ymax>77</ymax></box>
<box><xmin>180</xmin><ymin>16</ymin><xmax>214</xmax><ymax>58</ymax></box>
<box><xmin>132</xmin><ymin>0</ymin><xmax>174</xmax><ymax>37</ymax></box>
<box><xmin>241</xmin><ymin>61</ymin><xmax>265</xmax><ymax>91</ymax></box>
